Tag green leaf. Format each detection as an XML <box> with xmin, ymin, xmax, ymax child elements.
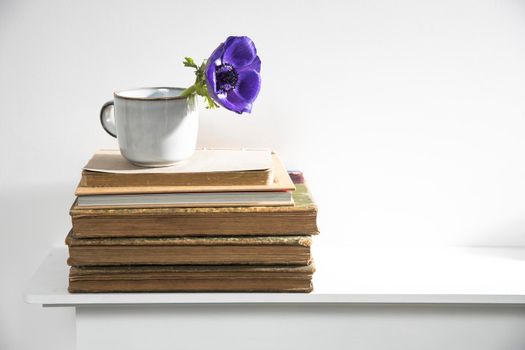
<box><xmin>183</xmin><ymin>57</ymin><xmax>198</xmax><ymax>69</ymax></box>
<box><xmin>205</xmin><ymin>95</ymin><xmax>219</xmax><ymax>109</ymax></box>
<box><xmin>195</xmin><ymin>83</ymin><xmax>207</xmax><ymax>96</ymax></box>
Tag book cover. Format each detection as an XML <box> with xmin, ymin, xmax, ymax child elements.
<box><xmin>68</xmin><ymin>263</ymin><xmax>315</xmax><ymax>293</ymax></box>
<box><xmin>76</xmin><ymin>153</ymin><xmax>293</xmax><ymax>195</ymax></box>
<box><xmin>80</xmin><ymin>148</ymin><xmax>274</xmax><ymax>187</ymax></box>
<box><xmin>66</xmin><ymin>233</ymin><xmax>312</xmax><ymax>266</ymax></box>
<box><xmin>70</xmin><ymin>183</ymin><xmax>318</xmax><ymax>238</ymax></box>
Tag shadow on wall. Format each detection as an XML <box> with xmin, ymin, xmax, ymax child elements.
<box><xmin>0</xmin><ymin>182</ymin><xmax>76</xmax><ymax>350</ymax></box>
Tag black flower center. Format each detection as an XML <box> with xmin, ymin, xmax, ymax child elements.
<box><xmin>215</xmin><ymin>63</ymin><xmax>238</xmax><ymax>94</ymax></box>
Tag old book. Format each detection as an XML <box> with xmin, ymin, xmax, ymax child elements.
<box><xmin>68</xmin><ymin>263</ymin><xmax>315</xmax><ymax>293</ymax></box>
<box><xmin>80</xmin><ymin>149</ymin><xmax>274</xmax><ymax>188</ymax></box>
<box><xmin>76</xmin><ymin>190</ymin><xmax>293</xmax><ymax>208</ymax></box>
<box><xmin>66</xmin><ymin>233</ymin><xmax>312</xmax><ymax>266</ymax></box>
<box><xmin>70</xmin><ymin>183</ymin><xmax>318</xmax><ymax>238</ymax></box>
<box><xmin>76</xmin><ymin>152</ymin><xmax>293</xmax><ymax>196</ymax></box>
<box><xmin>82</xmin><ymin>169</ymin><xmax>273</xmax><ymax>187</ymax></box>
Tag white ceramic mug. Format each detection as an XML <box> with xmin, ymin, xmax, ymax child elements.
<box><xmin>100</xmin><ymin>87</ymin><xmax>199</xmax><ymax>167</ymax></box>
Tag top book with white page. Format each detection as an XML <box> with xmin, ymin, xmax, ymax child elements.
<box><xmin>79</xmin><ymin>148</ymin><xmax>275</xmax><ymax>188</ymax></box>
<box><xmin>76</xmin><ymin>150</ymin><xmax>295</xmax><ymax>195</ymax></box>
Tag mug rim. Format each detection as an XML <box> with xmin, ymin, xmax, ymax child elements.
<box><xmin>114</xmin><ymin>87</ymin><xmax>189</xmax><ymax>101</ymax></box>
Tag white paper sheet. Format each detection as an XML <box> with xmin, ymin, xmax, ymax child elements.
<box><xmin>83</xmin><ymin>148</ymin><xmax>273</xmax><ymax>174</ymax></box>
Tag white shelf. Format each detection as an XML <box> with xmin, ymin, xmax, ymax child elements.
<box><xmin>25</xmin><ymin>246</ymin><xmax>525</xmax><ymax>306</ymax></box>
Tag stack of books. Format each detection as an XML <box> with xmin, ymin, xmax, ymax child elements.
<box><xmin>66</xmin><ymin>149</ymin><xmax>319</xmax><ymax>293</ymax></box>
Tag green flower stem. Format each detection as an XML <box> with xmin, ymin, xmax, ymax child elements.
<box><xmin>180</xmin><ymin>84</ymin><xmax>196</xmax><ymax>98</ymax></box>
<box><xmin>182</xmin><ymin>56</ymin><xmax>219</xmax><ymax>109</ymax></box>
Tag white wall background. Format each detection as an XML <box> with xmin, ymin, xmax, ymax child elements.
<box><xmin>1</xmin><ymin>0</ymin><xmax>525</xmax><ymax>349</ymax></box>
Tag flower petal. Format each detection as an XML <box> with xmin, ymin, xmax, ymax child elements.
<box><xmin>208</xmin><ymin>42</ymin><xmax>224</xmax><ymax>66</ymax></box>
<box><xmin>205</xmin><ymin>43</ymin><xmax>224</xmax><ymax>101</ymax></box>
<box><xmin>236</xmin><ymin>70</ymin><xmax>261</xmax><ymax>103</ymax></box>
<box><xmin>222</xmin><ymin>36</ymin><xmax>257</xmax><ymax>69</ymax></box>
<box><xmin>216</xmin><ymin>90</ymin><xmax>252</xmax><ymax>114</ymax></box>
<box><xmin>205</xmin><ymin>63</ymin><xmax>219</xmax><ymax>102</ymax></box>
<box><xmin>238</xmin><ymin>55</ymin><xmax>261</xmax><ymax>73</ymax></box>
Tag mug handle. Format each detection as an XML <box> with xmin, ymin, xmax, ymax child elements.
<box><xmin>100</xmin><ymin>100</ymin><xmax>117</xmax><ymax>138</ymax></box>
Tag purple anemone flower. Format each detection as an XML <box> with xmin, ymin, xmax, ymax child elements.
<box><xmin>205</xmin><ymin>36</ymin><xmax>261</xmax><ymax>114</ymax></box>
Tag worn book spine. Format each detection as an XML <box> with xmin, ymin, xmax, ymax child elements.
<box><xmin>65</xmin><ymin>233</ymin><xmax>313</xmax><ymax>246</ymax></box>
<box><xmin>68</xmin><ymin>278</ymin><xmax>313</xmax><ymax>293</ymax></box>
<box><xmin>68</xmin><ymin>264</ymin><xmax>315</xmax><ymax>293</ymax></box>
<box><xmin>67</xmin><ymin>245</ymin><xmax>312</xmax><ymax>266</ymax></box>
<box><xmin>71</xmin><ymin>212</ymin><xmax>318</xmax><ymax>237</ymax></box>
